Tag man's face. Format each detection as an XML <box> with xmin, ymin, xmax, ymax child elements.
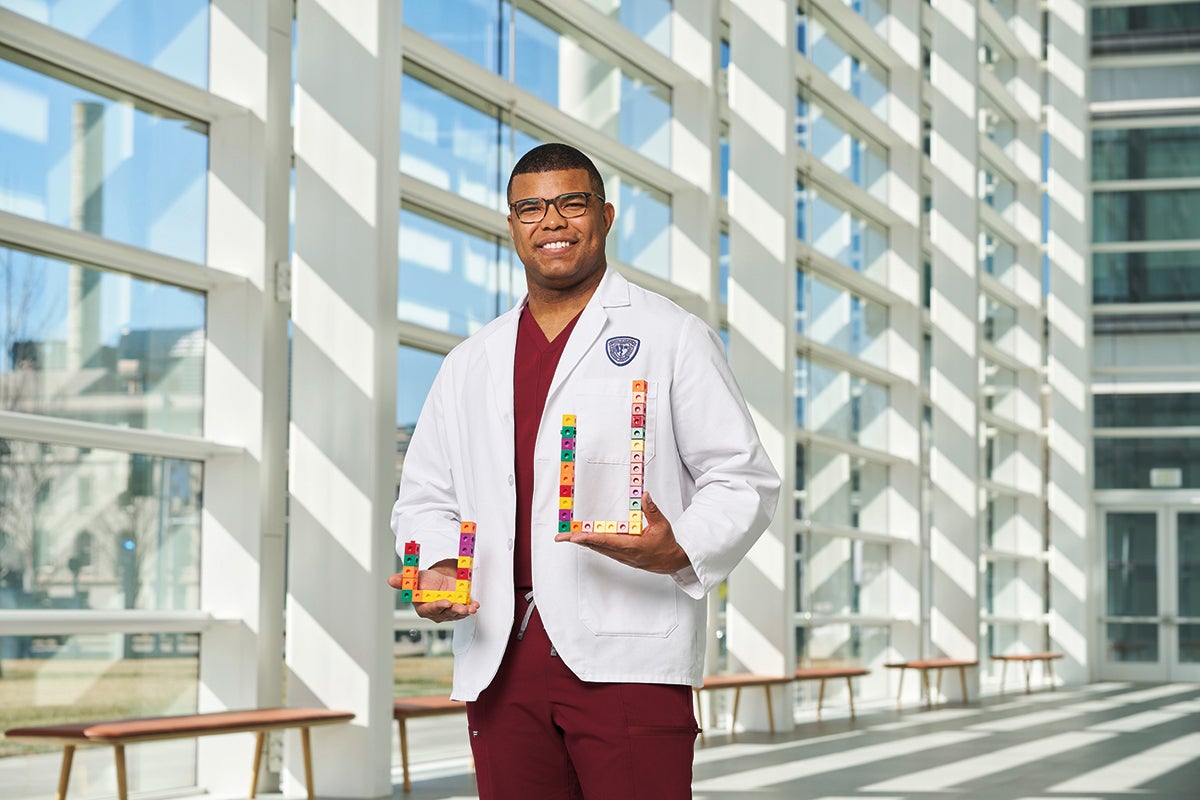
<box><xmin>507</xmin><ymin>168</ymin><xmax>615</xmax><ymax>296</ymax></box>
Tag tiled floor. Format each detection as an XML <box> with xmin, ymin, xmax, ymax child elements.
<box><xmin>391</xmin><ymin>682</ymin><xmax>1200</xmax><ymax>800</ymax></box>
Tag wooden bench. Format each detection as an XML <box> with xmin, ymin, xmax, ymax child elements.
<box><xmin>884</xmin><ymin>658</ymin><xmax>979</xmax><ymax>708</ymax></box>
<box><xmin>794</xmin><ymin>666</ymin><xmax>870</xmax><ymax>721</ymax></box>
<box><xmin>393</xmin><ymin>696</ymin><xmax>467</xmax><ymax>792</ymax></box>
<box><xmin>3</xmin><ymin>707</ymin><xmax>355</xmax><ymax>800</ymax></box>
<box><xmin>991</xmin><ymin>651</ymin><xmax>1062</xmax><ymax>694</ymax></box>
<box><xmin>691</xmin><ymin>673</ymin><xmax>793</xmax><ymax>743</ymax></box>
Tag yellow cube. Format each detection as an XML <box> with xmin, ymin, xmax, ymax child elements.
<box><xmin>458</xmin><ymin>556</ymin><xmax>473</xmax><ymax>568</ymax></box>
<box><xmin>559</xmin><ymin>497</ymin><xmax>573</xmax><ymax>509</ymax></box>
<box><xmin>631</xmin><ymin>440</ymin><xmax>644</xmax><ymax>452</ymax></box>
<box><xmin>562</xmin><ymin>414</ymin><xmax>577</xmax><ymax>426</ymax></box>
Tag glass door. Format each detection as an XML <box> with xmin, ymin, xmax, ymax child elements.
<box><xmin>1100</xmin><ymin>508</ymin><xmax>1200</xmax><ymax>680</ymax></box>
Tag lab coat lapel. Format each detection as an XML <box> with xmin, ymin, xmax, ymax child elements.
<box><xmin>546</xmin><ymin>269</ymin><xmax>630</xmax><ymax>401</ymax></box>
<box><xmin>483</xmin><ymin>301</ymin><xmax>522</xmax><ymax>426</ymax></box>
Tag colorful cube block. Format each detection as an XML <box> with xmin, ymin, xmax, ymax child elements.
<box><xmin>457</xmin><ymin>556</ymin><xmax>473</xmax><ymax>568</ymax></box>
<box><xmin>631</xmin><ymin>451</ymin><xmax>643</xmax><ymax>463</ymax></box>
<box><xmin>632</xmin><ymin>391</ymin><xmax>646</xmax><ymax>403</ymax></box>
<box><xmin>630</xmin><ymin>463</ymin><xmax>643</xmax><ymax>475</ymax></box>
<box><xmin>630</xmin><ymin>486</ymin><xmax>643</xmax><ymax>498</ymax></box>
<box><xmin>632</xmin><ymin>403</ymin><xmax>645</xmax><ymax>415</ymax></box>
<box><xmin>403</xmin><ymin>541</ymin><xmax>420</xmax><ymax>555</ymax></box>
<box><xmin>570</xmin><ymin>521</ymin><xmax>583</xmax><ymax>532</ymax></box>
<box><xmin>559</xmin><ymin>509</ymin><xmax>573</xmax><ymax>522</ymax></box>
<box><xmin>562</xmin><ymin>437</ymin><xmax>576</xmax><ymax>449</ymax></box>
<box><xmin>582</xmin><ymin>521</ymin><xmax>594</xmax><ymax>533</ymax></box>
<box><xmin>561</xmin><ymin>450</ymin><xmax>575</xmax><ymax>462</ymax></box>
<box><xmin>632</xmin><ymin>380</ymin><xmax>647</xmax><ymax>392</ymax></box>
<box><xmin>631</xmin><ymin>414</ymin><xmax>645</xmax><ymax>427</ymax></box>
<box><xmin>631</xmin><ymin>440</ymin><xmax>644</xmax><ymax>452</ymax></box>
<box><xmin>631</xmin><ymin>427</ymin><xmax>645</xmax><ymax>439</ymax></box>
<box><xmin>460</xmin><ymin>541</ymin><xmax>475</xmax><ymax>556</ymax></box>
<box><xmin>561</xmin><ymin>425</ymin><xmax>576</xmax><ymax>437</ymax></box>
<box><xmin>403</xmin><ymin>553</ymin><xmax>419</xmax><ymax>567</ymax></box>
<box><xmin>559</xmin><ymin>497</ymin><xmax>573</xmax><ymax>509</ymax></box>
<box><xmin>399</xmin><ymin>589</ymin><xmax>413</xmax><ymax>602</ymax></box>
<box><xmin>560</xmin><ymin>484</ymin><xmax>574</xmax><ymax>497</ymax></box>
<box><xmin>457</xmin><ymin>568</ymin><xmax>471</xmax><ymax>580</ymax></box>
<box><xmin>617</xmin><ymin>522</ymin><xmax>629</xmax><ymax>533</ymax></box>
<box><xmin>460</xmin><ymin>521</ymin><xmax>477</xmax><ymax>533</ymax></box>
<box><xmin>559</xmin><ymin>521</ymin><xmax>571</xmax><ymax>532</ymax></box>
<box><xmin>630</xmin><ymin>499</ymin><xmax>642</xmax><ymax>510</ymax></box>
<box><xmin>562</xmin><ymin>414</ymin><xmax>576</xmax><ymax>426</ymax></box>
<box><xmin>401</xmin><ymin>577</ymin><xmax>416</xmax><ymax>590</ymax></box>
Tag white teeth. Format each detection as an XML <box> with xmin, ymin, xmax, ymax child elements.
<box><xmin>541</xmin><ymin>241</ymin><xmax>571</xmax><ymax>249</ymax></box>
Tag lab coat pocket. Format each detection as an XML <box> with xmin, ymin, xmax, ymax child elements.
<box><xmin>575</xmin><ymin>379</ymin><xmax>656</xmax><ymax>466</ymax></box>
<box><xmin>451</xmin><ymin>614</ymin><xmax>477</xmax><ymax>654</ymax></box>
<box><xmin>577</xmin><ymin>550</ymin><xmax>678</xmax><ymax>637</ymax></box>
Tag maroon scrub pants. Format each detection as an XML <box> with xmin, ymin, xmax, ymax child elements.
<box><xmin>465</xmin><ymin>596</ymin><xmax>700</xmax><ymax>799</ymax></box>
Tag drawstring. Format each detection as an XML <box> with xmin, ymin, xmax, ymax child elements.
<box><xmin>516</xmin><ymin>590</ymin><xmax>536</xmax><ymax>640</ymax></box>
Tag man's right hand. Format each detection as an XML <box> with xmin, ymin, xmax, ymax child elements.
<box><xmin>386</xmin><ymin>558</ymin><xmax>479</xmax><ymax>622</ymax></box>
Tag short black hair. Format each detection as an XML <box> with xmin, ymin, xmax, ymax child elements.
<box><xmin>507</xmin><ymin>143</ymin><xmax>605</xmax><ymax>202</ymax></box>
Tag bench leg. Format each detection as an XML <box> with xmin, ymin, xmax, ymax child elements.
<box><xmin>1000</xmin><ymin>660</ymin><xmax>1008</xmax><ymax>694</ymax></box>
<box><xmin>762</xmin><ymin>686</ymin><xmax>776</xmax><ymax>734</ymax></box>
<box><xmin>730</xmin><ymin>688</ymin><xmax>742</xmax><ymax>735</ymax></box>
<box><xmin>959</xmin><ymin>667</ymin><xmax>969</xmax><ymax>703</ymax></box>
<box><xmin>1046</xmin><ymin>658</ymin><xmax>1056</xmax><ymax>691</ymax></box>
<box><xmin>845</xmin><ymin>676</ymin><xmax>856</xmax><ymax>720</ymax></box>
<box><xmin>249</xmin><ymin>731</ymin><xmax>266</xmax><ymax>798</ymax></box>
<box><xmin>925</xmin><ymin>669</ymin><xmax>935</xmax><ymax>708</ymax></box>
<box><xmin>114</xmin><ymin>744</ymin><xmax>128</xmax><ymax>800</ymax></box>
<box><xmin>816</xmin><ymin>679</ymin><xmax>826</xmax><ymax>722</ymax></box>
<box><xmin>56</xmin><ymin>745</ymin><xmax>75</xmax><ymax>800</ymax></box>
<box><xmin>399</xmin><ymin>717</ymin><xmax>412</xmax><ymax>792</ymax></box>
<box><xmin>895</xmin><ymin>667</ymin><xmax>905</xmax><ymax>709</ymax></box>
<box><xmin>301</xmin><ymin>727</ymin><xmax>314</xmax><ymax>800</ymax></box>
<box><xmin>1023</xmin><ymin>660</ymin><xmax>1033</xmax><ymax>694</ymax></box>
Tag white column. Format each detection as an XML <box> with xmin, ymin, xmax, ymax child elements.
<box><xmin>288</xmin><ymin>1</ymin><xmax>401</xmax><ymax>797</ymax></box>
<box><xmin>1045</xmin><ymin>0</ymin><xmax>1092</xmax><ymax>685</ymax></box>
<box><xmin>724</xmin><ymin>0</ymin><xmax>795</xmax><ymax>731</ymax></box>
<box><xmin>926</xmin><ymin>0</ymin><xmax>982</xmax><ymax>700</ymax></box>
<box><xmin>196</xmin><ymin>0</ymin><xmax>291</xmax><ymax>794</ymax></box>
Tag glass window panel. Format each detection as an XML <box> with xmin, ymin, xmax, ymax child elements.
<box><xmin>1</xmin><ymin>641</ymin><xmax>199</xmax><ymax>795</ymax></box>
<box><xmin>402</xmin><ymin>0</ymin><xmax>508</xmax><ymax>74</ymax></box>
<box><xmin>984</xmin><ymin>493</ymin><xmax>1018</xmax><ymax>550</ymax></box>
<box><xmin>794</xmin><ymin>442</ymin><xmax>806</xmax><ymax>519</ymax></box>
<box><xmin>610</xmin><ymin>172</ymin><xmax>670</xmax><ymax>278</ymax></box>
<box><xmin>1106</xmin><ymin>622</ymin><xmax>1158</xmax><ymax>661</ymax></box>
<box><xmin>1093</xmin><ymin>3</ymin><xmax>1200</xmax><ymax>55</ymax></box>
<box><xmin>810</xmin><ymin>189</ymin><xmax>888</xmax><ymax>286</ymax></box>
<box><xmin>1095</xmin><ymin>188</ymin><xmax>1200</xmax><ymax>243</ymax></box>
<box><xmin>808</xmin><ymin>536</ymin><xmax>888</xmax><ymax>616</ymax></box>
<box><xmin>980</xmin><ymin>231</ymin><xmax>1017</xmax><ymax>289</ymax></box>
<box><xmin>0</xmin><ymin>52</ymin><xmax>208</xmax><ymax>262</ymax></box>
<box><xmin>1093</xmin><ymin>64</ymin><xmax>1200</xmax><ymax>104</ymax></box>
<box><xmin>0</xmin><ymin>0</ymin><xmax>209</xmax><ymax>88</ymax></box>
<box><xmin>805</xmin><ymin>445</ymin><xmax>888</xmax><ymax>533</ymax></box>
<box><xmin>985</xmin><ymin>560</ymin><xmax>1017</xmax><ymax>616</ymax></box>
<box><xmin>1093</xmin><ymin>126</ymin><xmax>1200</xmax><ymax>181</ymax></box>
<box><xmin>515</xmin><ymin>9</ymin><xmax>671</xmax><ymax>167</ymax></box>
<box><xmin>982</xmin><ymin>360</ymin><xmax>1018</xmax><ymax>421</ymax></box>
<box><xmin>1179</xmin><ymin>623</ymin><xmax>1200</xmax><ymax>663</ymax></box>
<box><xmin>1106</xmin><ymin>511</ymin><xmax>1157</xmax><ymax>617</ymax></box>
<box><xmin>580</xmin><ymin>0</ymin><xmax>672</xmax><ymax>55</ymax></box>
<box><xmin>980</xmin><ymin>294</ymin><xmax>1017</xmax><ymax>352</ymax></box>
<box><xmin>806</xmin><ymin>274</ymin><xmax>888</xmax><ymax>368</ymax></box>
<box><xmin>0</xmin><ymin>245</ymin><xmax>205</xmax><ymax>435</ymax></box>
<box><xmin>984</xmin><ymin>427</ymin><xmax>1018</xmax><ymax>485</ymax></box>
<box><xmin>1094</xmin><ymin>393</ymin><xmax>1200</xmax><ymax>427</ymax></box>
<box><xmin>980</xmin><ymin>165</ymin><xmax>1015</xmax><ymax>224</ymax></box>
<box><xmin>801</xmin><ymin>359</ymin><xmax>888</xmax><ymax>450</ymax></box>
<box><xmin>1093</xmin><ymin>250</ymin><xmax>1200</xmax><ymax>303</ymax></box>
<box><xmin>803</xmin><ymin>623</ymin><xmax>888</xmax><ymax>668</ymax></box>
<box><xmin>796</xmin><ymin>92</ymin><xmax>809</xmax><ymax>150</ymax></box>
<box><xmin>718</xmin><ymin>230</ymin><xmax>729</xmax><ymax>306</ymax></box>
<box><xmin>794</xmin><ymin>531</ymin><xmax>806</xmax><ymax>612</ymax></box>
<box><xmin>400</xmin><ymin>72</ymin><xmax>505</xmax><ymax>210</ymax></box>
<box><xmin>811</xmin><ymin>103</ymin><xmax>888</xmax><ymax>202</ymax></box>
<box><xmin>398</xmin><ymin>209</ymin><xmax>519</xmax><ymax>337</ymax></box>
<box><xmin>396</xmin><ymin>346</ymin><xmax>445</xmax><ymax>441</ymax></box>
<box><xmin>808</xmin><ymin>15</ymin><xmax>888</xmax><ymax>122</ymax></box>
<box><xmin>1095</xmin><ymin>437</ymin><xmax>1200</xmax><ymax>489</ymax></box>
<box><xmin>1179</xmin><ymin>512</ymin><xmax>1200</xmax><ymax>620</ymax></box>
<box><xmin>979</xmin><ymin>94</ymin><xmax>1015</xmax><ymax>154</ymax></box>
<box><xmin>843</xmin><ymin>0</ymin><xmax>888</xmax><ymax>38</ymax></box>
<box><xmin>0</xmin><ymin>443</ymin><xmax>202</xmax><ymax>611</ymax></box>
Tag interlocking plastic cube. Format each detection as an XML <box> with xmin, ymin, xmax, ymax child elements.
<box><xmin>401</xmin><ymin>565</ymin><xmax>418</xmax><ymax>578</ymax></box>
<box><xmin>558</xmin><ymin>521</ymin><xmax>571</xmax><ymax>532</ymax></box>
<box><xmin>617</xmin><ymin>522</ymin><xmax>629</xmax><ymax>533</ymax></box>
<box><xmin>631</xmin><ymin>414</ymin><xmax>645</xmax><ymax>427</ymax></box>
<box><xmin>631</xmin><ymin>440</ymin><xmax>644</xmax><ymax>452</ymax></box>
<box><xmin>630</xmin><ymin>463</ymin><xmax>643</xmax><ymax>476</ymax></box>
<box><xmin>559</xmin><ymin>497</ymin><xmax>573</xmax><ymax>509</ymax></box>
<box><xmin>403</xmin><ymin>554</ymin><xmax>419</xmax><ymax>567</ymax></box>
<box><xmin>561</xmin><ymin>425</ymin><xmax>576</xmax><ymax>437</ymax></box>
<box><xmin>560</xmin><ymin>463</ymin><xmax>574</xmax><ymax>478</ymax></box>
<box><xmin>561</xmin><ymin>450</ymin><xmax>575</xmax><ymax>462</ymax></box>
<box><xmin>401</xmin><ymin>577</ymin><xmax>416</xmax><ymax>590</ymax></box>
<box><xmin>457</xmin><ymin>568</ymin><xmax>471</xmax><ymax>580</ymax></box>
<box><xmin>559</xmin><ymin>509</ymin><xmax>572</xmax><ymax>522</ymax></box>
<box><xmin>631</xmin><ymin>451</ymin><xmax>643</xmax><ymax>463</ymax></box>
<box><xmin>456</xmin><ymin>580</ymin><xmax>470</xmax><ymax>593</ymax></box>
<box><xmin>630</xmin><ymin>475</ymin><xmax>643</xmax><ymax>487</ymax></box>
<box><xmin>631</xmin><ymin>427</ymin><xmax>645</xmax><ymax>440</ymax></box>
<box><xmin>403</xmin><ymin>541</ymin><xmax>420</xmax><ymax>555</ymax></box>
<box><xmin>452</xmin><ymin>592</ymin><xmax>468</xmax><ymax>604</ymax></box>
<box><xmin>457</xmin><ymin>556</ymin><xmax>473</xmax><ymax>568</ymax></box>
<box><xmin>630</xmin><ymin>511</ymin><xmax>643</xmax><ymax>527</ymax></box>
<box><xmin>560</xmin><ymin>484</ymin><xmax>574</xmax><ymax>497</ymax></box>
<box><xmin>632</xmin><ymin>391</ymin><xmax>646</xmax><ymax>403</ymax></box>
<box><xmin>562</xmin><ymin>437</ymin><xmax>576</xmax><ymax>449</ymax></box>
<box><xmin>570</xmin><ymin>521</ymin><xmax>583</xmax><ymax>532</ymax></box>
<box><xmin>632</xmin><ymin>403</ymin><xmax>645</xmax><ymax>415</ymax></box>
<box><xmin>630</xmin><ymin>486</ymin><xmax>643</xmax><ymax>498</ymax></box>
<box><xmin>582</xmin><ymin>521</ymin><xmax>594</xmax><ymax>533</ymax></box>
<box><xmin>460</xmin><ymin>521</ymin><xmax>477</xmax><ymax>534</ymax></box>
<box><xmin>460</xmin><ymin>540</ymin><xmax>475</xmax><ymax>556</ymax></box>
<box><xmin>629</xmin><ymin>499</ymin><xmax>642</xmax><ymax>510</ymax></box>
<box><xmin>399</xmin><ymin>589</ymin><xmax>413</xmax><ymax>602</ymax></box>
<box><xmin>632</xmin><ymin>380</ymin><xmax>647</xmax><ymax>392</ymax></box>
<box><xmin>562</xmin><ymin>414</ymin><xmax>576</xmax><ymax>426</ymax></box>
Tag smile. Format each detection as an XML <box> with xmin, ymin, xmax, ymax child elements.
<box><xmin>539</xmin><ymin>240</ymin><xmax>574</xmax><ymax>250</ymax></box>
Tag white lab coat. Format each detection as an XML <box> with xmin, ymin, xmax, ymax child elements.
<box><xmin>391</xmin><ymin>268</ymin><xmax>780</xmax><ymax>701</ymax></box>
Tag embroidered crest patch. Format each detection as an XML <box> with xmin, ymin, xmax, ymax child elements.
<box><xmin>605</xmin><ymin>336</ymin><xmax>641</xmax><ymax>366</ymax></box>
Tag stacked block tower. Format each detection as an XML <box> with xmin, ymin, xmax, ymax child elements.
<box><xmin>401</xmin><ymin>521</ymin><xmax>476</xmax><ymax>604</ymax></box>
<box><xmin>558</xmin><ymin>379</ymin><xmax>646</xmax><ymax>535</ymax></box>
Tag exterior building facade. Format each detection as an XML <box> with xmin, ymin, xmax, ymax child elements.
<box><xmin>0</xmin><ymin>1</ymin><xmax>1187</xmax><ymax>798</ymax></box>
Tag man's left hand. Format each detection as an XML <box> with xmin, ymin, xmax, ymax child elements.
<box><xmin>553</xmin><ymin>492</ymin><xmax>690</xmax><ymax>574</ymax></box>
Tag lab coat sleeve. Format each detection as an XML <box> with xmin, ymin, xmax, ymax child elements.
<box><xmin>668</xmin><ymin>314</ymin><xmax>781</xmax><ymax>599</ymax></box>
<box><xmin>390</xmin><ymin>357</ymin><xmax>464</xmax><ymax>566</ymax></box>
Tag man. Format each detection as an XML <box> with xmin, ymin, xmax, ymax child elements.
<box><xmin>389</xmin><ymin>142</ymin><xmax>779</xmax><ymax>798</ymax></box>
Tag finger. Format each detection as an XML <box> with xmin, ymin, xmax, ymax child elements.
<box><xmin>386</xmin><ymin>574</ymin><xmax>405</xmax><ymax>589</ymax></box>
<box><xmin>642</xmin><ymin>492</ymin><xmax>666</xmax><ymax>525</ymax></box>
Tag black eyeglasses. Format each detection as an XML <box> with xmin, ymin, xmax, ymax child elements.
<box><xmin>509</xmin><ymin>192</ymin><xmax>605</xmax><ymax>223</ymax></box>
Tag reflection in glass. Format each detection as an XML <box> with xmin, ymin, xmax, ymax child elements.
<box><xmin>979</xmin><ymin>95</ymin><xmax>1015</xmax><ymax>153</ymax></box>
<box><xmin>612</xmin><ymin>175</ymin><xmax>670</xmax><ymax>278</ymax></box>
<box><xmin>400</xmin><ymin>72</ymin><xmax>505</xmax><ymax>210</ymax></box>
<box><xmin>803</xmin><ymin>623</ymin><xmax>888</xmax><ymax>668</ymax></box>
<box><xmin>810</xmin><ymin>190</ymin><xmax>888</xmax><ymax>286</ymax></box>
<box><xmin>1092</xmin><ymin>64</ymin><xmax>1200</xmax><ymax>104</ymax></box>
<box><xmin>804</xmin><ymin>445</ymin><xmax>888</xmax><ymax>533</ymax></box>
<box><xmin>0</xmin><ymin>54</ymin><xmax>208</xmax><ymax>262</ymax></box>
<box><xmin>1094</xmin><ymin>393</ymin><xmax>1200</xmax><ymax>428</ymax></box>
<box><xmin>1107</xmin><ymin>622</ymin><xmax>1158</xmax><ymax>662</ymax></box>
<box><xmin>0</xmin><ymin>641</ymin><xmax>199</xmax><ymax>795</ymax></box>
<box><xmin>1093</xmin><ymin>250</ymin><xmax>1200</xmax><ymax>303</ymax></box>
<box><xmin>0</xmin><ymin>245</ymin><xmax>205</xmax><ymax>435</ymax></box>
<box><xmin>1095</xmin><ymin>438</ymin><xmax>1200</xmax><ymax>489</ymax></box>
<box><xmin>0</xmin><ymin>444</ymin><xmax>202</xmax><ymax>612</ymax></box>
<box><xmin>0</xmin><ymin>0</ymin><xmax>210</xmax><ymax>88</ymax></box>
<box><xmin>719</xmin><ymin>230</ymin><xmax>729</xmax><ymax>305</ymax></box>
<box><xmin>980</xmin><ymin>232</ymin><xmax>1017</xmax><ymax>288</ymax></box>
<box><xmin>985</xmin><ymin>493</ymin><xmax>1018</xmax><ymax>550</ymax></box>
<box><xmin>1093</xmin><ymin>2</ymin><xmax>1200</xmax><ymax>56</ymax></box>
<box><xmin>1093</xmin><ymin>126</ymin><xmax>1200</xmax><ymax>180</ymax></box>
<box><xmin>809</xmin><ymin>536</ymin><xmax>888</xmax><ymax>616</ymax></box>
<box><xmin>580</xmin><ymin>0</ymin><xmax>672</xmax><ymax>55</ymax></box>
<box><xmin>806</xmin><ymin>274</ymin><xmax>888</xmax><ymax>368</ymax></box>
<box><xmin>1106</xmin><ymin>512</ymin><xmax>1157</xmax><ymax>617</ymax></box>
<box><xmin>402</xmin><ymin>0</ymin><xmax>508</xmax><ymax>73</ymax></box>
<box><xmin>808</xmin><ymin>15</ymin><xmax>888</xmax><ymax>122</ymax></box>
<box><xmin>1178</xmin><ymin>513</ymin><xmax>1200</xmax><ymax>620</ymax></box>
<box><xmin>1181</xmin><ymin>624</ymin><xmax>1200</xmax><ymax>664</ymax></box>
<box><xmin>802</xmin><ymin>359</ymin><xmax>889</xmax><ymax>450</ymax></box>
<box><xmin>398</xmin><ymin>209</ymin><xmax>519</xmax><ymax>336</ymax></box>
<box><xmin>1094</xmin><ymin>188</ymin><xmax>1200</xmax><ymax>243</ymax></box>
<box><xmin>811</xmin><ymin>104</ymin><xmax>888</xmax><ymax>201</ymax></box>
